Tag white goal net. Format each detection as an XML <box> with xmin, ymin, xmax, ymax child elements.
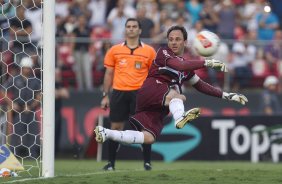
<box><xmin>0</xmin><ymin>0</ymin><xmax>54</xmax><ymax>177</ymax></box>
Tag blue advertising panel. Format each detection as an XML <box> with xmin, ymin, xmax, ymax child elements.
<box><xmin>100</xmin><ymin>116</ymin><xmax>282</xmax><ymax>162</ymax></box>
<box><xmin>56</xmin><ymin>91</ymin><xmax>282</xmax><ymax>162</ymax></box>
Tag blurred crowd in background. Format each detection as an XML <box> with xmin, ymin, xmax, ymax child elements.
<box><xmin>0</xmin><ymin>0</ymin><xmax>282</xmax><ymax>92</ymax></box>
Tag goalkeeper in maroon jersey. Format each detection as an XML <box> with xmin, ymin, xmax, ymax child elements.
<box><xmin>95</xmin><ymin>25</ymin><xmax>248</xmax><ymax>145</ymax></box>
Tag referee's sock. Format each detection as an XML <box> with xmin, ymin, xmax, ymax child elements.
<box><xmin>108</xmin><ymin>140</ymin><xmax>120</xmax><ymax>168</ymax></box>
<box><xmin>142</xmin><ymin>144</ymin><xmax>152</xmax><ymax>166</ymax></box>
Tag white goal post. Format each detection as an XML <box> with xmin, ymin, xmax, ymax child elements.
<box><xmin>42</xmin><ymin>0</ymin><xmax>55</xmax><ymax>178</ymax></box>
<box><xmin>0</xmin><ymin>0</ymin><xmax>55</xmax><ymax>178</ymax></box>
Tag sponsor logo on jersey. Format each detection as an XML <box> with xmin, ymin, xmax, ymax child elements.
<box><xmin>156</xmin><ymin>80</ymin><xmax>163</xmax><ymax>84</ymax></box>
<box><xmin>162</xmin><ymin>49</ymin><xmax>171</xmax><ymax>57</ymax></box>
<box><xmin>119</xmin><ymin>59</ymin><xmax>127</xmax><ymax>66</ymax></box>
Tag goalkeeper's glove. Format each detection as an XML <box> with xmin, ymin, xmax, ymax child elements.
<box><xmin>204</xmin><ymin>59</ymin><xmax>228</xmax><ymax>72</ymax></box>
<box><xmin>222</xmin><ymin>92</ymin><xmax>248</xmax><ymax>105</ymax></box>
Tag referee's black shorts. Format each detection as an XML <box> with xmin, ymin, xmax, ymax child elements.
<box><xmin>109</xmin><ymin>89</ymin><xmax>138</xmax><ymax>122</ymax></box>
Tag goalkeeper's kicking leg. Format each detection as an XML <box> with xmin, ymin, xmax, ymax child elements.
<box><xmin>95</xmin><ymin>88</ymin><xmax>201</xmax><ymax>144</ymax></box>
<box><xmin>95</xmin><ymin>108</ymin><xmax>200</xmax><ymax>144</ymax></box>
<box><xmin>95</xmin><ymin>107</ymin><xmax>201</xmax><ymax>144</ymax></box>
<box><xmin>95</xmin><ymin>126</ymin><xmax>154</xmax><ymax>144</ymax></box>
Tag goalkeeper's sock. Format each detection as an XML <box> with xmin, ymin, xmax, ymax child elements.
<box><xmin>169</xmin><ymin>98</ymin><xmax>185</xmax><ymax>125</ymax></box>
<box><xmin>106</xmin><ymin>129</ymin><xmax>144</xmax><ymax>144</ymax></box>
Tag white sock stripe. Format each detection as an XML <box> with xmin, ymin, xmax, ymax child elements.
<box><xmin>108</xmin><ymin>129</ymin><xmax>144</xmax><ymax>144</ymax></box>
<box><xmin>120</xmin><ymin>131</ymin><xmax>123</xmax><ymax>139</ymax></box>
<box><xmin>169</xmin><ymin>98</ymin><xmax>185</xmax><ymax>122</ymax></box>
<box><xmin>169</xmin><ymin>98</ymin><xmax>183</xmax><ymax>105</ymax></box>
<box><xmin>124</xmin><ymin>130</ymin><xmax>144</xmax><ymax>144</ymax></box>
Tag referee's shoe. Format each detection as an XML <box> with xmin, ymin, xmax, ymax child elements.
<box><xmin>144</xmin><ymin>162</ymin><xmax>152</xmax><ymax>171</ymax></box>
<box><xmin>103</xmin><ymin>162</ymin><xmax>115</xmax><ymax>171</ymax></box>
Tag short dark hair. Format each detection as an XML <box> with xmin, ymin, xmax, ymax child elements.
<box><xmin>167</xmin><ymin>25</ymin><xmax>188</xmax><ymax>41</ymax></box>
<box><xmin>125</xmin><ymin>18</ymin><xmax>142</xmax><ymax>29</ymax></box>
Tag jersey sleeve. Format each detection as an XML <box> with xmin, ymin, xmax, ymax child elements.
<box><xmin>104</xmin><ymin>47</ymin><xmax>115</xmax><ymax>68</ymax></box>
<box><xmin>154</xmin><ymin>47</ymin><xmax>176</xmax><ymax>67</ymax></box>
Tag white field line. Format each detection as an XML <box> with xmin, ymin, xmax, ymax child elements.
<box><xmin>2</xmin><ymin>168</ymin><xmax>177</xmax><ymax>183</ymax></box>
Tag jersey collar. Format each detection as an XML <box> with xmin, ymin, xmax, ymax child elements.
<box><xmin>122</xmin><ymin>40</ymin><xmax>144</xmax><ymax>48</ymax></box>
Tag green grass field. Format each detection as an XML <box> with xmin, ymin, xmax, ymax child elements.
<box><xmin>2</xmin><ymin>160</ymin><xmax>282</xmax><ymax>184</ymax></box>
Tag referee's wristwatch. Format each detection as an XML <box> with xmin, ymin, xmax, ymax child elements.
<box><xmin>102</xmin><ymin>92</ymin><xmax>108</xmax><ymax>97</ymax></box>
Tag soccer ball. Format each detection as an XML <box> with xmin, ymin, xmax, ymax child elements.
<box><xmin>193</xmin><ymin>30</ymin><xmax>220</xmax><ymax>57</ymax></box>
<box><xmin>0</xmin><ymin>168</ymin><xmax>18</xmax><ymax>177</ymax></box>
<box><xmin>0</xmin><ymin>168</ymin><xmax>11</xmax><ymax>178</ymax></box>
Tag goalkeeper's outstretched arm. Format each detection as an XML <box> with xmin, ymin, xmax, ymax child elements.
<box><xmin>166</xmin><ymin>57</ymin><xmax>227</xmax><ymax>72</ymax></box>
<box><xmin>191</xmin><ymin>76</ymin><xmax>248</xmax><ymax>105</ymax></box>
